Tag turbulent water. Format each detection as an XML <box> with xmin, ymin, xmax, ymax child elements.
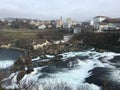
<box><xmin>1</xmin><ymin>48</ymin><xmax>120</xmax><ymax>90</ymax></box>
<box><xmin>0</xmin><ymin>48</ymin><xmax>23</xmax><ymax>69</ymax></box>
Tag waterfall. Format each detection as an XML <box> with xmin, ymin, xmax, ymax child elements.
<box><xmin>0</xmin><ymin>60</ymin><xmax>14</xmax><ymax>69</ymax></box>
<box><xmin>3</xmin><ymin>50</ymin><xmax>120</xmax><ymax>90</ymax></box>
<box><xmin>77</xmin><ymin>83</ymin><xmax>101</xmax><ymax>90</ymax></box>
<box><xmin>30</xmin><ymin>82</ymin><xmax>101</xmax><ymax>90</ymax></box>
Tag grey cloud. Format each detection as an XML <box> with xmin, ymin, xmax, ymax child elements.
<box><xmin>0</xmin><ymin>0</ymin><xmax>120</xmax><ymax>21</ymax></box>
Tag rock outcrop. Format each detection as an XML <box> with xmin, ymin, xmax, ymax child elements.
<box><xmin>13</xmin><ymin>54</ymin><xmax>34</xmax><ymax>83</ymax></box>
<box><xmin>14</xmin><ymin>55</ymin><xmax>33</xmax><ymax>73</ymax></box>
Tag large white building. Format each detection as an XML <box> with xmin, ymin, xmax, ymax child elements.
<box><xmin>66</xmin><ymin>18</ymin><xmax>72</xmax><ymax>28</ymax></box>
<box><xmin>38</xmin><ymin>24</ymin><xmax>46</xmax><ymax>30</ymax></box>
<box><xmin>74</xmin><ymin>26</ymin><xmax>81</xmax><ymax>34</ymax></box>
<box><xmin>56</xmin><ymin>17</ymin><xmax>63</xmax><ymax>28</ymax></box>
<box><xmin>99</xmin><ymin>18</ymin><xmax>120</xmax><ymax>32</ymax></box>
<box><xmin>90</xmin><ymin>16</ymin><xmax>110</xmax><ymax>30</ymax></box>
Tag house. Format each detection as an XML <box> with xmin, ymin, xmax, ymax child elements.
<box><xmin>63</xmin><ymin>23</ymin><xmax>68</xmax><ymax>28</ymax></box>
<box><xmin>30</xmin><ymin>20</ymin><xmax>39</xmax><ymax>26</ymax></box>
<box><xmin>98</xmin><ymin>18</ymin><xmax>120</xmax><ymax>32</ymax></box>
<box><xmin>74</xmin><ymin>25</ymin><xmax>81</xmax><ymax>34</ymax></box>
<box><xmin>63</xmin><ymin>34</ymin><xmax>74</xmax><ymax>42</ymax></box>
<box><xmin>47</xmin><ymin>24</ymin><xmax>52</xmax><ymax>28</ymax></box>
<box><xmin>81</xmin><ymin>21</ymin><xmax>90</xmax><ymax>26</ymax></box>
<box><xmin>56</xmin><ymin>17</ymin><xmax>63</xmax><ymax>28</ymax></box>
<box><xmin>51</xmin><ymin>20</ymin><xmax>57</xmax><ymax>28</ymax></box>
<box><xmin>91</xmin><ymin>16</ymin><xmax>110</xmax><ymax>30</ymax></box>
<box><xmin>33</xmin><ymin>40</ymin><xmax>51</xmax><ymax>50</ymax></box>
<box><xmin>66</xmin><ymin>18</ymin><xmax>72</xmax><ymax>28</ymax></box>
<box><xmin>53</xmin><ymin>40</ymin><xmax>62</xmax><ymax>44</ymax></box>
<box><xmin>38</xmin><ymin>24</ymin><xmax>46</xmax><ymax>30</ymax></box>
<box><xmin>52</xmin><ymin>34</ymin><xmax>74</xmax><ymax>44</ymax></box>
<box><xmin>0</xmin><ymin>44</ymin><xmax>11</xmax><ymax>48</ymax></box>
<box><xmin>98</xmin><ymin>22</ymin><xmax>108</xmax><ymax>32</ymax></box>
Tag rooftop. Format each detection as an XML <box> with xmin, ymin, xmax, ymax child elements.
<box><xmin>94</xmin><ymin>16</ymin><xmax>110</xmax><ymax>19</ymax></box>
<box><xmin>103</xmin><ymin>18</ymin><xmax>120</xmax><ymax>23</ymax></box>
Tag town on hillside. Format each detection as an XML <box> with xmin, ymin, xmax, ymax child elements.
<box><xmin>0</xmin><ymin>16</ymin><xmax>120</xmax><ymax>32</ymax></box>
<box><xmin>0</xmin><ymin>16</ymin><xmax>120</xmax><ymax>52</ymax></box>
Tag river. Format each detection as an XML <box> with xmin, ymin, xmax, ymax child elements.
<box><xmin>1</xmin><ymin>48</ymin><xmax>120</xmax><ymax>90</ymax></box>
<box><xmin>0</xmin><ymin>48</ymin><xmax>23</xmax><ymax>69</ymax></box>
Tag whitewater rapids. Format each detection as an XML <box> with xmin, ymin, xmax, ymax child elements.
<box><xmin>2</xmin><ymin>49</ymin><xmax>120</xmax><ymax>90</ymax></box>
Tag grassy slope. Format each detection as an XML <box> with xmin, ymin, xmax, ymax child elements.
<box><xmin>0</xmin><ymin>30</ymin><xmax>37</xmax><ymax>40</ymax></box>
<box><xmin>0</xmin><ymin>28</ymin><xmax>68</xmax><ymax>41</ymax></box>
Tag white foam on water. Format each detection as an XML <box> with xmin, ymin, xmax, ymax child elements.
<box><xmin>45</xmin><ymin>55</ymin><xmax>55</xmax><ymax>58</ymax></box>
<box><xmin>0</xmin><ymin>60</ymin><xmax>14</xmax><ymax>69</ymax></box>
<box><xmin>109</xmin><ymin>69</ymin><xmax>120</xmax><ymax>83</ymax></box>
<box><xmin>18</xmin><ymin>51</ymin><xmax>105</xmax><ymax>90</ymax></box>
<box><xmin>47</xmin><ymin>59</ymin><xmax>104</xmax><ymax>85</ymax></box>
<box><xmin>3</xmin><ymin>50</ymin><xmax>120</xmax><ymax>90</ymax></box>
<box><xmin>32</xmin><ymin>55</ymin><xmax>54</xmax><ymax>62</ymax></box>
<box><xmin>32</xmin><ymin>57</ymin><xmax>40</xmax><ymax>61</ymax></box>
<box><xmin>61</xmin><ymin>51</ymin><xmax>90</xmax><ymax>59</ymax></box>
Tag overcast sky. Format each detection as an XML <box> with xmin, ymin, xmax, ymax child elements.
<box><xmin>0</xmin><ymin>0</ymin><xmax>120</xmax><ymax>21</ymax></box>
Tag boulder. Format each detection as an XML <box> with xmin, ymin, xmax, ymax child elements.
<box><xmin>12</xmin><ymin>55</ymin><xmax>34</xmax><ymax>83</ymax></box>
<box><xmin>13</xmin><ymin>55</ymin><xmax>34</xmax><ymax>73</ymax></box>
<box><xmin>17</xmin><ymin>70</ymin><xmax>26</xmax><ymax>83</ymax></box>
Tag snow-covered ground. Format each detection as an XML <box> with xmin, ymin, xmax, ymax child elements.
<box><xmin>2</xmin><ymin>49</ymin><xmax>120</xmax><ymax>90</ymax></box>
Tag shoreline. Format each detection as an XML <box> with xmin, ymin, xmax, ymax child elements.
<box><xmin>0</xmin><ymin>47</ymin><xmax>26</xmax><ymax>52</ymax></box>
<box><xmin>1</xmin><ymin>43</ymin><xmax>120</xmax><ymax>56</ymax></box>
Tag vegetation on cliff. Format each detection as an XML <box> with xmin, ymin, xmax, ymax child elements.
<box><xmin>75</xmin><ymin>32</ymin><xmax>120</xmax><ymax>52</ymax></box>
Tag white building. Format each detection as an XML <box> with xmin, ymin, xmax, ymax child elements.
<box><xmin>66</xmin><ymin>18</ymin><xmax>72</xmax><ymax>28</ymax></box>
<box><xmin>98</xmin><ymin>22</ymin><xmax>108</xmax><ymax>32</ymax></box>
<box><xmin>56</xmin><ymin>17</ymin><xmax>63</xmax><ymax>28</ymax></box>
<box><xmin>0</xmin><ymin>44</ymin><xmax>11</xmax><ymax>48</ymax></box>
<box><xmin>99</xmin><ymin>18</ymin><xmax>120</xmax><ymax>32</ymax></box>
<box><xmin>74</xmin><ymin>27</ymin><xmax>81</xmax><ymax>34</ymax></box>
<box><xmin>38</xmin><ymin>24</ymin><xmax>46</xmax><ymax>30</ymax></box>
<box><xmin>91</xmin><ymin>16</ymin><xmax>110</xmax><ymax>30</ymax></box>
<box><xmin>63</xmin><ymin>34</ymin><xmax>74</xmax><ymax>42</ymax></box>
<box><xmin>33</xmin><ymin>40</ymin><xmax>50</xmax><ymax>50</ymax></box>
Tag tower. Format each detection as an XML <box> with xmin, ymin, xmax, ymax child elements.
<box><xmin>60</xmin><ymin>16</ymin><xmax>63</xmax><ymax>27</ymax></box>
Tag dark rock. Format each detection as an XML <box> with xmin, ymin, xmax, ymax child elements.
<box><xmin>48</xmin><ymin>57</ymin><xmax>66</xmax><ymax>68</ymax></box>
<box><xmin>13</xmin><ymin>55</ymin><xmax>34</xmax><ymax>73</ymax></box>
<box><xmin>38</xmin><ymin>74</ymin><xmax>50</xmax><ymax>79</ymax></box>
<box><xmin>109</xmin><ymin>56</ymin><xmax>120</xmax><ymax>68</ymax></box>
<box><xmin>76</xmin><ymin>56</ymin><xmax>89</xmax><ymax>60</ymax></box>
<box><xmin>86</xmin><ymin>67</ymin><xmax>120</xmax><ymax>90</ymax></box>
<box><xmin>96</xmin><ymin>49</ymin><xmax>106</xmax><ymax>53</ymax></box>
<box><xmin>33</xmin><ymin>55</ymin><xmax>79</xmax><ymax>69</ymax></box>
<box><xmin>65</xmin><ymin>57</ymin><xmax>79</xmax><ymax>68</ymax></box>
<box><xmin>17</xmin><ymin>70</ymin><xmax>26</xmax><ymax>83</ymax></box>
<box><xmin>33</xmin><ymin>60</ymin><xmax>50</xmax><ymax>67</ymax></box>
<box><xmin>0</xmin><ymin>85</ymin><xmax>4</xmax><ymax>90</ymax></box>
<box><xmin>41</xmin><ymin>66</ymin><xmax>58</xmax><ymax>73</ymax></box>
<box><xmin>110</xmin><ymin>56</ymin><xmax>120</xmax><ymax>63</ymax></box>
<box><xmin>55</xmin><ymin>55</ymin><xmax>63</xmax><ymax>59</ymax></box>
<box><xmin>98</xmin><ymin>56</ymin><xmax>106</xmax><ymax>61</ymax></box>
